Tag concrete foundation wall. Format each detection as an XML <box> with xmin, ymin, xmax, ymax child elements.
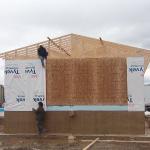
<box><xmin>4</xmin><ymin>111</ymin><xmax>145</xmax><ymax>135</ymax></box>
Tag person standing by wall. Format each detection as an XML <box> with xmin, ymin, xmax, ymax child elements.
<box><xmin>33</xmin><ymin>102</ymin><xmax>45</xmax><ymax>135</ymax></box>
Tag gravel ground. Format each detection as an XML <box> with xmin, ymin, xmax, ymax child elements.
<box><xmin>0</xmin><ymin>136</ymin><xmax>150</xmax><ymax>150</ymax></box>
<box><xmin>0</xmin><ymin>137</ymin><xmax>85</xmax><ymax>150</ymax></box>
<box><xmin>0</xmin><ymin>119</ymin><xmax>150</xmax><ymax>150</ymax></box>
<box><xmin>91</xmin><ymin>141</ymin><xmax>150</xmax><ymax>150</ymax></box>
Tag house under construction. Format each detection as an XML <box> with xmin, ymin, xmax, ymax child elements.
<box><xmin>0</xmin><ymin>34</ymin><xmax>150</xmax><ymax>135</ymax></box>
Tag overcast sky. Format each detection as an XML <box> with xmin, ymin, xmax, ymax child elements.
<box><xmin>0</xmin><ymin>0</ymin><xmax>150</xmax><ymax>84</ymax></box>
<box><xmin>0</xmin><ymin>0</ymin><xmax>150</xmax><ymax>53</ymax></box>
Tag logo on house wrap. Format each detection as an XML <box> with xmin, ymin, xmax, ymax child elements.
<box><xmin>16</xmin><ymin>95</ymin><xmax>25</xmax><ymax>103</ymax></box>
<box><xmin>129</xmin><ymin>65</ymin><xmax>144</xmax><ymax>74</ymax></box>
<box><xmin>25</xmin><ymin>66</ymin><xmax>38</xmax><ymax>78</ymax></box>
<box><xmin>5</xmin><ymin>66</ymin><xmax>21</xmax><ymax>78</ymax></box>
<box><xmin>33</xmin><ymin>94</ymin><xmax>44</xmax><ymax>102</ymax></box>
<box><xmin>128</xmin><ymin>94</ymin><xmax>133</xmax><ymax>103</ymax></box>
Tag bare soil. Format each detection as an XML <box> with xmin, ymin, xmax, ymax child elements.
<box><xmin>0</xmin><ymin>118</ymin><xmax>150</xmax><ymax>150</ymax></box>
<box><xmin>0</xmin><ymin>136</ymin><xmax>150</xmax><ymax>150</ymax></box>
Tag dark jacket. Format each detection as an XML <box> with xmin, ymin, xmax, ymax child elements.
<box><xmin>37</xmin><ymin>46</ymin><xmax>48</xmax><ymax>59</ymax></box>
<box><xmin>35</xmin><ymin>107</ymin><xmax>45</xmax><ymax>121</ymax></box>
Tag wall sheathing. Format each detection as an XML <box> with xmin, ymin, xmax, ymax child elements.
<box><xmin>71</xmin><ymin>34</ymin><xmax>150</xmax><ymax>70</ymax></box>
<box><xmin>46</xmin><ymin>58</ymin><xmax>127</xmax><ymax>105</ymax></box>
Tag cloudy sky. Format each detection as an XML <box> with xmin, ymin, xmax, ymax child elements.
<box><xmin>0</xmin><ymin>0</ymin><xmax>150</xmax><ymax>84</ymax></box>
<box><xmin>0</xmin><ymin>0</ymin><xmax>150</xmax><ymax>53</ymax></box>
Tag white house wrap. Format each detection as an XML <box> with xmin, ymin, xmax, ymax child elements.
<box><xmin>127</xmin><ymin>57</ymin><xmax>144</xmax><ymax>111</ymax></box>
<box><xmin>4</xmin><ymin>60</ymin><xmax>46</xmax><ymax>111</ymax></box>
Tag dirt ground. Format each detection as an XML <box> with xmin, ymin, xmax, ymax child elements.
<box><xmin>0</xmin><ymin>136</ymin><xmax>85</xmax><ymax>150</ymax></box>
<box><xmin>1</xmin><ymin>136</ymin><xmax>150</xmax><ymax>150</ymax></box>
<box><xmin>1</xmin><ymin>118</ymin><xmax>150</xmax><ymax>150</ymax></box>
<box><xmin>91</xmin><ymin>141</ymin><xmax>150</xmax><ymax>150</ymax></box>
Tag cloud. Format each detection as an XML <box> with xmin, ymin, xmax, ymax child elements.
<box><xmin>0</xmin><ymin>0</ymin><xmax>150</xmax><ymax>83</ymax></box>
<box><xmin>0</xmin><ymin>0</ymin><xmax>150</xmax><ymax>52</ymax></box>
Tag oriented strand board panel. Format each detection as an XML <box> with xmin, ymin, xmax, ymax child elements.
<box><xmin>46</xmin><ymin>58</ymin><xmax>127</xmax><ymax>105</ymax></box>
<box><xmin>71</xmin><ymin>34</ymin><xmax>150</xmax><ymax>70</ymax></box>
<box><xmin>46</xmin><ymin>59</ymin><xmax>73</xmax><ymax>105</ymax></box>
<box><xmin>4</xmin><ymin>111</ymin><xmax>145</xmax><ymax>135</ymax></box>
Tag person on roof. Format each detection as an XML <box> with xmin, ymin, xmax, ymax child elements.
<box><xmin>37</xmin><ymin>45</ymin><xmax>48</xmax><ymax>67</ymax></box>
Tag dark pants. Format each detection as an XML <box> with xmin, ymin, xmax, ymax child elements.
<box><xmin>37</xmin><ymin>119</ymin><xmax>44</xmax><ymax>134</ymax></box>
<box><xmin>39</xmin><ymin>56</ymin><xmax>45</xmax><ymax>67</ymax></box>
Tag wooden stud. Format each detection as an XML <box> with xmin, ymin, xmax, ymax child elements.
<box><xmin>82</xmin><ymin>137</ymin><xmax>99</xmax><ymax>150</ymax></box>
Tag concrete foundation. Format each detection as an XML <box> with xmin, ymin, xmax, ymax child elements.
<box><xmin>4</xmin><ymin>111</ymin><xmax>145</xmax><ymax>135</ymax></box>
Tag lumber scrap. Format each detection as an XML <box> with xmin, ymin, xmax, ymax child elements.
<box><xmin>82</xmin><ymin>137</ymin><xmax>99</xmax><ymax>150</ymax></box>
